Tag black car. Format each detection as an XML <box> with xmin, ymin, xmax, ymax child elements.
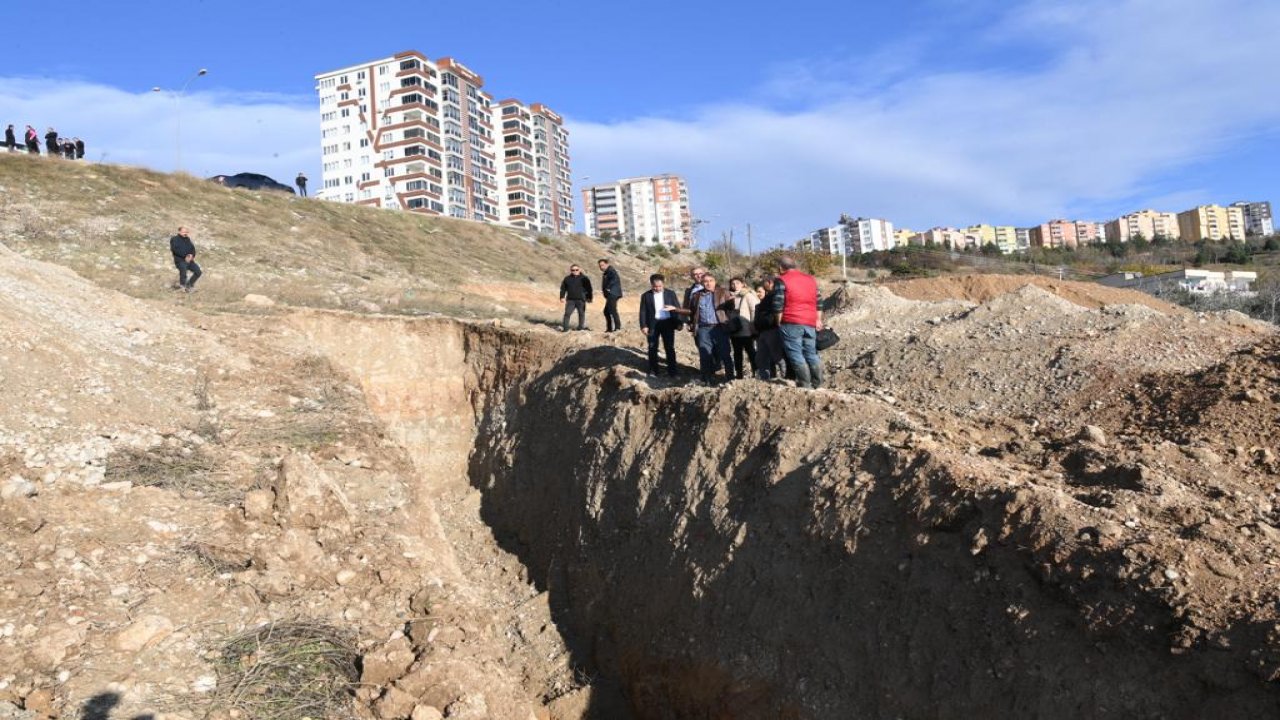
<box><xmin>209</xmin><ymin>172</ymin><xmax>296</xmax><ymax>194</ymax></box>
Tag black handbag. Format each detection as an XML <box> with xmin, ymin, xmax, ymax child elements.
<box><xmin>816</xmin><ymin>327</ymin><xmax>840</xmax><ymax>351</ymax></box>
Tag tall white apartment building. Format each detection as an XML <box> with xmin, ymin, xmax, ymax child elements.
<box><xmin>840</xmin><ymin>216</ymin><xmax>895</xmax><ymax>254</ymax></box>
<box><xmin>1231</xmin><ymin>201</ymin><xmax>1274</xmax><ymax>237</ymax></box>
<box><xmin>315</xmin><ymin>51</ymin><xmax>571</xmax><ymax>232</ymax></box>
<box><xmin>496</xmin><ymin>100</ymin><xmax>573</xmax><ymax>234</ymax></box>
<box><xmin>582</xmin><ymin>175</ymin><xmax>692</xmax><ymax>246</ymax></box>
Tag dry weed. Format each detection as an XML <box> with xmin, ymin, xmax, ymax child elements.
<box><xmin>213</xmin><ymin>621</ymin><xmax>359</xmax><ymax>720</ymax></box>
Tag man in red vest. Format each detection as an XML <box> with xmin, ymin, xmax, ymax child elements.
<box><xmin>768</xmin><ymin>255</ymin><xmax>824</xmax><ymax>388</ymax></box>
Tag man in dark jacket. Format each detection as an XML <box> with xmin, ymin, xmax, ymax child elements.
<box><xmin>638</xmin><ymin>273</ymin><xmax>680</xmax><ymax>377</ymax></box>
<box><xmin>295</xmin><ymin>172</ymin><xmax>308</xmax><ymax>197</ymax></box>
<box><xmin>4</xmin><ymin>125</ymin><xmax>15</xmax><ymax>152</ymax></box>
<box><xmin>559</xmin><ymin>264</ymin><xmax>593</xmax><ymax>331</ymax></box>
<box><xmin>74</xmin><ymin>138</ymin><xmax>84</xmax><ymax>159</ymax></box>
<box><xmin>44</xmin><ymin>128</ymin><xmax>57</xmax><ymax>156</ymax></box>
<box><xmin>169</xmin><ymin>226</ymin><xmax>202</xmax><ymax>292</ymax></box>
<box><xmin>598</xmin><ymin>258</ymin><xmax>623</xmax><ymax>332</ymax></box>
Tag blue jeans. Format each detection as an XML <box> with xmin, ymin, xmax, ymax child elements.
<box><xmin>695</xmin><ymin>324</ymin><xmax>734</xmax><ymax>381</ymax></box>
<box><xmin>780</xmin><ymin>323</ymin><xmax>822</xmax><ymax>388</ymax></box>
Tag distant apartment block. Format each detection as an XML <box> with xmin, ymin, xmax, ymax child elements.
<box><xmin>798</xmin><ymin>226</ymin><xmax>844</xmax><ymax>255</ymax></box>
<box><xmin>964</xmin><ymin>224</ymin><xmax>1019</xmax><ymax>253</ymax></box>
<box><xmin>495</xmin><ymin>100</ymin><xmax>573</xmax><ymax>233</ymax></box>
<box><xmin>1074</xmin><ymin>220</ymin><xmax>1104</xmax><ymax>245</ymax></box>
<box><xmin>1231</xmin><ymin>201</ymin><xmax>1274</xmax><ymax>237</ymax></box>
<box><xmin>841</xmin><ymin>216</ymin><xmax>895</xmax><ymax>254</ymax></box>
<box><xmin>1104</xmin><ymin>209</ymin><xmax>1180</xmax><ymax>243</ymax></box>
<box><xmin>894</xmin><ymin>228</ymin><xmax>916</xmax><ymax>248</ymax></box>
<box><xmin>1177</xmin><ymin>204</ymin><xmax>1246</xmax><ymax>242</ymax></box>
<box><xmin>582</xmin><ymin>175</ymin><xmax>691</xmax><ymax>246</ymax></box>
<box><xmin>314</xmin><ymin>51</ymin><xmax>572</xmax><ymax>234</ymax></box>
<box><xmin>1029</xmin><ymin>220</ymin><xmax>1080</xmax><ymax>249</ymax></box>
<box><xmin>913</xmin><ymin>227</ymin><xmax>970</xmax><ymax>249</ymax></box>
<box><xmin>1015</xmin><ymin>228</ymin><xmax>1032</xmax><ymax>251</ymax></box>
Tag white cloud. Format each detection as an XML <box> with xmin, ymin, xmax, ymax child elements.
<box><xmin>570</xmin><ymin>0</ymin><xmax>1280</xmax><ymax>243</ymax></box>
<box><xmin>0</xmin><ymin>77</ymin><xmax>315</xmax><ymax>185</ymax></box>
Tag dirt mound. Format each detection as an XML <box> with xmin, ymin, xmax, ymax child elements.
<box><xmin>883</xmin><ymin>273</ymin><xmax>1185</xmax><ymax>314</ymax></box>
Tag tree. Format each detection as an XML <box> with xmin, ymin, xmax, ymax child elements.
<box><xmin>1224</xmin><ymin>242</ymin><xmax>1252</xmax><ymax>265</ymax></box>
<box><xmin>1129</xmin><ymin>233</ymin><xmax>1150</xmax><ymax>253</ymax></box>
<box><xmin>980</xmin><ymin>242</ymin><xmax>1001</xmax><ymax>257</ymax></box>
<box><xmin>1105</xmin><ymin>237</ymin><xmax>1129</xmax><ymax>258</ymax></box>
<box><xmin>1266</xmin><ymin>235</ymin><xmax>1280</xmax><ymax>251</ymax></box>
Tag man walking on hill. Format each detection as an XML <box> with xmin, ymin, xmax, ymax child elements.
<box><xmin>599</xmin><ymin>258</ymin><xmax>623</xmax><ymax>332</ymax></box>
<box><xmin>559</xmin><ymin>264</ymin><xmax>593</xmax><ymax>331</ymax></box>
<box><xmin>771</xmin><ymin>255</ymin><xmax>823</xmax><ymax>388</ymax></box>
<box><xmin>4</xmin><ymin>125</ymin><xmax>14</xmax><ymax>152</ymax></box>
<box><xmin>169</xmin><ymin>226</ymin><xmax>203</xmax><ymax>293</ymax></box>
<box><xmin>295</xmin><ymin>172</ymin><xmax>307</xmax><ymax>197</ymax></box>
<box><xmin>74</xmin><ymin>138</ymin><xmax>84</xmax><ymax>159</ymax></box>
<box><xmin>639</xmin><ymin>273</ymin><xmax>680</xmax><ymax>377</ymax></box>
<box><xmin>44</xmin><ymin>128</ymin><xmax>58</xmax><ymax>156</ymax></box>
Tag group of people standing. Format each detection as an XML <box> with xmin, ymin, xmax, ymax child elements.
<box><xmin>562</xmin><ymin>256</ymin><xmax>826</xmax><ymax>389</ymax></box>
<box><xmin>5</xmin><ymin>125</ymin><xmax>85</xmax><ymax>159</ymax></box>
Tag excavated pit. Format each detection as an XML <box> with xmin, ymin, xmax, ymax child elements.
<box><xmin>294</xmin><ymin>312</ymin><xmax>1280</xmax><ymax>719</ymax></box>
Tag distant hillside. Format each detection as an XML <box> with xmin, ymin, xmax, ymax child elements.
<box><xmin>0</xmin><ymin>154</ymin><xmax>667</xmax><ymax>319</ymax></box>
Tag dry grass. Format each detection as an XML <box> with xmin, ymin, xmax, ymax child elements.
<box><xmin>213</xmin><ymin>621</ymin><xmax>359</xmax><ymax>720</ymax></box>
<box><xmin>104</xmin><ymin>443</ymin><xmax>232</xmax><ymax>501</ymax></box>
<box><xmin>0</xmin><ymin>153</ymin><xmax>688</xmax><ymax>318</ymax></box>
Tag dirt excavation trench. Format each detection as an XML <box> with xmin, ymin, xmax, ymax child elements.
<box><xmin>294</xmin><ymin>312</ymin><xmax>1280</xmax><ymax>719</ymax></box>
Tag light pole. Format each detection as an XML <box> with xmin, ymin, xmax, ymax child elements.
<box><xmin>152</xmin><ymin>68</ymin><xmax>208</xmax><ymax>172</ymax></box>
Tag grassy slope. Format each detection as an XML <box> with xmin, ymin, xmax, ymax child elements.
<box><xmin>0</xmin><ymin>154</ymin><xmax>671</xmax><ymax>319</ymax></box>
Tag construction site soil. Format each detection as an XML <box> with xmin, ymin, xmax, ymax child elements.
<box><xmin>2</xmin><ymin>173</ymin><xmax>1280</xmax><ymax>718</ymax></box>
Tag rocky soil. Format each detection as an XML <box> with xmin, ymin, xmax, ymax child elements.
<box><xmin>2</xmin><ymin>217</ymin><xmax>1279</xmax><ymax>719</ymax></box>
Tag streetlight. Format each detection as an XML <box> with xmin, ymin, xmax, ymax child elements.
<box><xmin>152</xmin><ymin>68</ymin><xmax>208</xmax><ymax>172</ymax></box>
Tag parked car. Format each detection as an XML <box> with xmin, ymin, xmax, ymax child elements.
<box><xmin>208</xmin><ymin>173</ymin><xmax>296</xmax><ymax>194</ymax></box>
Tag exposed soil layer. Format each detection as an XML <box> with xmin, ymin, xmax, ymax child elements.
<box><xmin>5</xmin><ymin>234</ymin><xmax>1280</xmax><ymax>719</ymax></box>
<box><xmin>883</xmin><ymin>273</ymin><xmax>1186</xmax><ymax>314</ymax></box>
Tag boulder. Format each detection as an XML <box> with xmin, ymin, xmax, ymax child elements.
<box><xmin>270</xmin><ymin>452</ymin><xmax>352</xmax><ymax>531</ymax></box>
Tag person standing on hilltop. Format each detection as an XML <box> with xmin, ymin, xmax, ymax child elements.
<box><xmin>4</xmin><ymin>125</ymin><xmax>15</xmax><ymax>152</ymax></box>
<box><xmin>169</xmin><ymin>226</ymin><xmax>203</xmax><ymax>293</ymax></box>
<box><xmin>44</xmin><ymin>127</ymin><xmax>58</xmax><ymax>156</ymax></box>
<box><xmin>25</xmin><ymin>126</ymin><xmax>39</xmax><ymax>154</ymax></box>
<box><xmin>728</xmin><ymin>277</ymin><xmax>759</xmax><ymax>380</ymax></box>
<box><xmin>598</xmin><ymin>258</ymin><xmax>623</xmax><ymax>332</ymax></box>
<box><xmin>74</xmin><ymin>138</ymin><xmax>85</xmax><ymax>160</ymax></box>
<box><xmin>295</xmin><ymin>172</ymin><xmax>307</xmax><ymax>197</ymax></box>
<box><xmin>638</xmin><ymin>273</ymin><xmax>680</xmax><ymax>377</ymax></box>
<box><xmin>771</xmin><ymin>255</ymin><xmax>824</xmax><ymax>389</ymax></box>
<box><xmin>559</xmin><ymin>263</ymin><xmax>593</xmax><ymax>331</ymax></box>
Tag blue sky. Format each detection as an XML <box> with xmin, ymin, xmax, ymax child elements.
<box><xmin>0</xmin><ymin>0</ymin><xmax>1276</xmax><ymax>246</ymax></box>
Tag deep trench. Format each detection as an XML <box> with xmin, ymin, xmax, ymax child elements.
<box><xmin>298</xmin><ymin>313</ymin><xmax>1280</xmax><ymax>720</ymax></box>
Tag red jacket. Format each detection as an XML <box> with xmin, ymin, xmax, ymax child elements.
<box><xmin>776</xmin><ymin>269</ymin><xmax>819</xmax><ymax>327</ymax></box>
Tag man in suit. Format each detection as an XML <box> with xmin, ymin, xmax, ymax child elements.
<box><xmin>670</xmin><ymin>272</ymin><xmax>736</xmax><ymax>384</ymax></box>
<box><xmin>638</xmin><ymin>273</ymin><xmax>680</xmax><ymax>377</ymax></box>
<box><xmin>598</xmin><ymin>258</ymin><xmax>623</xmax><ymax>332</ymax></box>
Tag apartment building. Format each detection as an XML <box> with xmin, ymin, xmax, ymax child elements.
<box><xmin>913</xmin><ymin>227</ymin><xmax>970</xmax><ymax>249</ymax></box>
<box><xmin>582</xmin><ymin>175</ymin><xmax>692</xmax><ymax>246</ymax></box>
<box><xmin>315</xmin><ymin>51</ymin><xmax>571</xmax><ymax>232</ymax></box>
<box><xmin>1104</xmin><ymin>209</ymin><xmax>1180</xmax><ymax>243</ymax></box>
<box><xmin>893</xmin><ymin>228</ymin><xmax>916</xmax><ymax>248</ymax></box>
<box><xmin>1074</xmin><ymin>220</ymin><xmax>1104</xmax><ymax>246</ymax></box>
<box><xmin>965</xmin><ymin>224</ymin><xmax>997</xmax><ymax>247</ymax></box>
<box><xmin>1177</xmin><ymin>204</ymin><xmax>1246</xmax><ymax>242</ymax></box>
<box><xmin>1231</xmin><ymin>201</ymin><xmax>1274</xmax><ymax>237</ymax></box>
<box><xmin>841</xmin><ymin>216</ymin><xmax>895</xmax><ymax>254</ymax></box>
<box><xmin>992</xmin><ymin>226</ymin><xmax>1020</xmax><ymax>254</ymax></box>
<box><xmin>1015</xmin><ymin>228</ymin><xmax>1032</xmax><ymax>251</ymax></box>
<box><xmin>1029</xmin><ymin>220</ymin><xmax>1080</xmax><ymax>249</ymax></box>
<box><xmin>798</xmin><ymin>226</ymin><xmax>844</xmax><ymax>255</ymax></box>
<box><xmin>495</xmin><ymin>100</ymin><xmax>573</xmax><ymax>234</ymax></box>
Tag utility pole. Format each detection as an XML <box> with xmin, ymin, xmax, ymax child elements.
<box><xmin>747</xmin><ymin>223</ymin><xmax>753</xmax><ymax>259</ymax></box>
<box><xmin>725</xmin><ymin>228</ymin><xmax>734</xmax><ymax>279</ymax></box>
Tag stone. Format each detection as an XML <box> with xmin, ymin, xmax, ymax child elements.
<box><xmin>1243</xmin><ymin>389</ymin><xmax>1266</xmax><ymax>403</ymax></box>
<box><xmin>242</xmin><ymin>294</ymin><xmax>275</xmax><ymax>307</ymax></box>
<box><xmin>1184</xmin><ymin>447</ymin><xmax>1221</xmax><ymax>465</ymax></box>
<box><xmin>270</xmin><ymin>452</ymin><xmax>352</xmax><ymax>531</ymax></box>
<box><xmin>0</xmin><ymin>700</ymin><xmax>38</xmax><ymax>720</ymax></box>
<box><xmin>411</xmin><ymin>706</ymin><xmax>444</xmax><ymax>720</ymax></box>
<box><xmin>0</xmin><ymin>476</ymin><xmax>36</xmax><ymax>500</ymax></box>
<box><xmin>241</xmin><ymin>489</ymin><xmax>275</xmax><ymax>523</ymax></box>
<box><xmin>19</xmin><ymin>689</ymin><xmax>53</xmax><ymax>718</ymax></box>
<box><xmin>113</xmin><ymin>615</ymin><xmax>175</xmax><ymax>652</ymax></box>
<box><xmin>336</xmin><ymin>569</ymin><xmax>358</xmax><ymax>586</ymax></box>
<box><xmin>1079</xmin><ymin>425</ymin><xmax>1107</xmax><ymax>446</ymax></box>
<box><xmin>361</xmin><ymin>636</ymin><xmax>416</xmax><ymax>686</ymax></box>
<box><xmin>374</xmin><ymin>686</ymin><xmax>417</xmax><ymax>720</ymax></box>
<box><xmin>29</xmin><ymin>625</ymin><xmax>85</xmax><ymax>669</ymax></box>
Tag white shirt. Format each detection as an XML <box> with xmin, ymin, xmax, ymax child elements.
<box><xmin>652</xmin><ymin>291</ymin><xmax>670</xmax><ymax>321</ymax></box>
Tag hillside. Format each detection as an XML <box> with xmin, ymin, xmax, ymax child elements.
<box><xmin>0</xmin><ymin>153</ymin><xmax>664</xmax><ymax>321</ymax></box>
<box><xmin>2</xmin><ymin>157</ymin><xmax>1280</xmax><ymax>720</ymax></box>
